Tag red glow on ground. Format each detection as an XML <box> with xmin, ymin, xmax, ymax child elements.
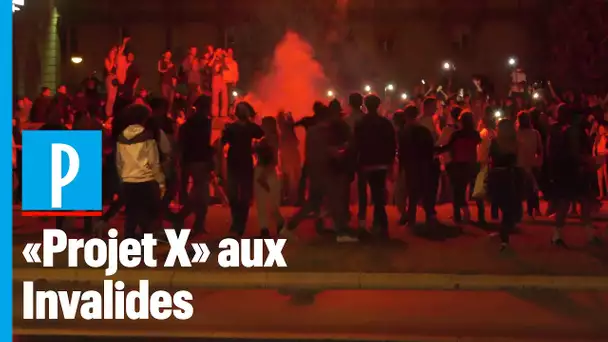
<box><xmin>22</xmin><ymin>211</ymin><xmax>102</xmax><ymax>217</ymax></box>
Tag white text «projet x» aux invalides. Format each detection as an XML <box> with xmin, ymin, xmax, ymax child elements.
<box><xmin>21</xmin><ymin>228</ymin><xmax>288</xmax><ymax>320</ymax></box>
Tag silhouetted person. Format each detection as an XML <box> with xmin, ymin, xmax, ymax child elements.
<box><xmin>487</xmin><ymin>118</ymin><xmax>521</xmax><ymax>251</ymax></box>
<box><xmin>53</xmin><ymin>85</ymin><xmax>71</xmax><ymax>124</ymax></box>
<box><xmin>294</xmin><ymin>102</ymin><xmax>324</xmax><ymax>205</ymax></box>
<box><xmin>175</xmin><ymin>95</ymin><xmax>213</xmax><ymax>235</ymax></box>
<box><xmin>30</xmin><ymin>87</ymin><xmax>52</xmax><ymax>123</ymax></box>
<box><xmin>221</xmin><ymin>102</ymin><xmax>264</xmax><ymax>237</ymax></box>
<box><xmin>437</xmin><ymin>110</ymin><xmax>481</xmax><ymax>223</ymax></box>
<box><xmin>399</xmin><ymin>105</ymin><xmax>436</xmax><ymax>226</ymax></box>
<box><xmin>354</xmin><ymin>94</ymin><xmax>396</xmax><ymax>237</ymax></box>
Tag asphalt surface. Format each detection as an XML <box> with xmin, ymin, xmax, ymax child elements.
<box><xmin>13</xmin><ymin>203</ymin><xmax>608</xmax><ymax>277</ymax></box>
<box><xmin>12</xmin><ymin>281</ymin><xmax>608</xmax><ymax>341</ymax></box>
<box><xmin>16</xmin><ymin>338</ymin><xmax>364</xmax><ymax>342</ymax></box>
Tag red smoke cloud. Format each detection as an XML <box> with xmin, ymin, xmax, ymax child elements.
<box><xmin>244</xmin><ymin>31</ymin><xmax>329</xmax><ymax>121</ymax></box>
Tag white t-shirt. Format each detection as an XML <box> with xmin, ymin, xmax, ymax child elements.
<box><xmin>510</xmin><ymin>70</ymin><xmax>527</xmax><ymax>93</ymax></box>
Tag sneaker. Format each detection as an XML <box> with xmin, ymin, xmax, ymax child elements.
<box><xmin>397</xmin><ymin>215</ymin><xmax>408</xmax><ymax>226</ymax></box>
<box><xmin>279</xmin><ymin>228</ymin><xmax>298</xmax><ymax>241</ymax></box>
<box><xmin>552</xmin><ymin>238</ymin><xmax>568</xmax><ymax>249</ymax></box>
<box><xmin>93</xmin><ymin>220</ymin><xmax>109</xmax><ymax>238</ymax></box>
<box><xmin>426</xmin><ymin>215</ymin><xmax>438</xmax><ymax>227</ymax></box>
<box><xmin>462</xmin><ymin>207</ymin><xmax>471</xmax><ymax>223</ymax></box>
<box><xmin>156</xmin><ymin>231</ymin><xmax>170</xmax><ymax>244</ymax></box>
<box><xmin>277</xmin><ymin>219</ymin><xmax>286</xmax><ymax>234</ymax></box>
<box><xmin>589</xmin><ymin>236</ymin><xmax>603</xmax><ymax>247</ymax></box>
<box><xmin>358</xmin><ymin>220</ymin><xmax>366</xmax><ymax>229</ymax></box>
<box><xmin>336</xmin><ymin>234</ymin><xmax>358</xmax><ymax>243</ymax></box>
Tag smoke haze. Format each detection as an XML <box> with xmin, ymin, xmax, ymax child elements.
<box><xmin>244</xmin><ymin>31</ymin><xmax>329</xmax><ymax>121</ymax></box>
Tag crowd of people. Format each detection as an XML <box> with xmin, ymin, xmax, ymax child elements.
<box><xmin>14</xmin><ymin>36</ymin><xmax>240</xmax><ymax>128</ymax></box>
<box><xmin>11</xmin><ymin>35</ymin><xmax>608</xmax><ymax>252</ymax></box>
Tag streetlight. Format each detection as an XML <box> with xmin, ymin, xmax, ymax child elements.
<box><xmin>385</xmin><ymin>84</ymin><xmax>394</xmax><ymax>91</ymax></box>
<box><xmin>533</xmin><ymin>92</ymin><xmax>540</xmax><ymax>100</ymax></box>
<box><xmin>364</xmin><ymin>85</ymin><xmax>372</xmax><ymax>93</ymax></box>
<box><xmin>327</xmin><ymin>90</ymin><xmax>334</xmax><ymax>98</ymax></box>
<box><xmin>232</xmin><ymin>90</ymin><xmax>238</xmax><ymax>98</ymax></box>
<box><xmin>494</xmin><ymin>110</ymin><xmax>502</xmax><ymax>118</ymax></box>
<box><xmin>508</xmin><ymin>57</ymin><xmax>517</xmax><ymax>67</ymax></box>
<box><xmin>442</xmin><ymin>61</ymin><xmax>452</xmax><ymax>70</ymax></box>
<box><xmin>71</xmin><ymin>56</ymin><xmax>83</xmax><ymax>64</ymax></box>
<box><xmin>421</xmin><ymin>79</ymin><xmax>426</xmax><ymax>85</ymax></box>
<box><xmin>400</xmin><ymin>93</ymin><xmax>408</xmax><ymax>100</ymax></box>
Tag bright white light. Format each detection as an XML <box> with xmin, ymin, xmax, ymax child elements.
<box><xmin>443</xmin><ymin>62</ymin><xmax>451</xmax><ymax>70</ymax></box>
<box><xmin>386</xmin><ymin>84</ymin><xmax>394</xmax><ymax>91</ymax></box>
<box><xmin>71</xmin><ymin>56</ymin><xmax>83</xmax><ymax>64</ymax></box>
<box><xmin>232</xmin><ymin>91</ymin><xmax>238</xmax><ymax>97</ymax></box>
<box><xmin>364</xmin><ymin>85</ymin><xmax>371</xmax><ymax>93</ymax></box>
<box><xmin>494</xmin><ymin>110</ymin><xmax>502</xmax><ymax>118</ymax></box>
<box><xmin>401</xmin><ymin>93</ymin><xmax>408</xmax><ymax>100</ymax></box>
<box><xmin>508</xmin><ymin>57</ymin><xmax>517</xmax><ymax>66</ymax></box>
<box><xmin>421</xmin><ymin>79</ymin><xmax>426</xmax><ymax>85</ymax></box>
<box><xmin>327</xmin><ymin>90</ymin><xmax>334</xmax><ymax>97</ymax></box>
<box><xmin>533</xmin><ymin>92</ymin><xmax>540</xmax><ymax>100</ymax></box>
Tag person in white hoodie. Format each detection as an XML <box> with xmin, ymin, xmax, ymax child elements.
<box><xmin>116</xmin><ymin>104</ymin><xmax>166</xmax><ymax>239</ymax></box>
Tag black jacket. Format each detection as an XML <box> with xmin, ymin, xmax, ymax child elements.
<box><xmin>354</xmin><ymin>113</ymin><xmax>396</xmax><ymax>169</ymax></box>
<box><xmin>179</xmin><ymin>114</ymin><xmax>213</xmax><ymax>164</ymax></box>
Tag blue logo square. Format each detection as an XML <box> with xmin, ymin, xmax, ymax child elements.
<box><xmin>22</xmin><ymin>130</ymin><xmax>102</xmax><ymax>212</ymax></box>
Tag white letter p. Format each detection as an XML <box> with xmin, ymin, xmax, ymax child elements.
<box><xmin>51</xmin><ymin>143</ymin><xmax>80</xmax><ymax>209</ymax></box>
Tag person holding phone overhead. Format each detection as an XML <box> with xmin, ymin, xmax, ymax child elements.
<box><xmin>158</xmin><ymin>49</ymin><xmax>176</xmax><ymax>114</ymax></box>
<box><xmin>104</xmin><ymin>46</ymin><xmax>119</xmax><ymax>118</ymax></box>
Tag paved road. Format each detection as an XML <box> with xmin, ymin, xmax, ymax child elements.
<box><xmin>16</xmin><ymin>339</ymin><xmax>369</xmax><ymax>342</ymax></box>
<box><xmin>12</xmin><ymin>282</ymin><xmax>608</xmax><ymax>341</ymax></box>
<box><xmin>13</xmin><ymin>203</ymin><xmax>608</xmax><ymax>277</ymax></box>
